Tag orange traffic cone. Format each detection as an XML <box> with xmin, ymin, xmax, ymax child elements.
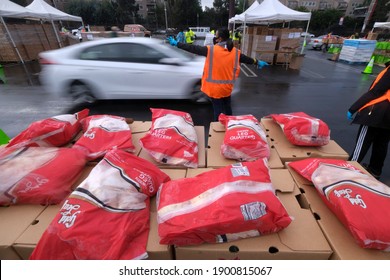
<box><xmin>362</xmin><ymin>56</ymin><xmax>374</xmax><ymax>74</ymax></box>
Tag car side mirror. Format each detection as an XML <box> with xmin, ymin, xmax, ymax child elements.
<box><xmin>159</xmin><ymin>58</ymin><xmax>182</xmax><ymax>66</ymax></box>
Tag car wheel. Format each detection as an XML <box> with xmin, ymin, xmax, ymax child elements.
<box><xmin>190</xmin><ymin>82</ymin><xmax>209</xmax><ymax>104</ymax></box>
<box><xmin>69</xmin><ymin>82</ymin><xmax>96</xmax><ymax>103</ymax></box>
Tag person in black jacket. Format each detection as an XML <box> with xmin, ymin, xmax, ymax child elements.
<box><xmin>347</xmin><ymin>62</ymin><xmax>390</xmax><ymax>179</ymax></box>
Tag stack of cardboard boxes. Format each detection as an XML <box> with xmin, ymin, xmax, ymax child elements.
<box><xmin>241</xmin><ymin>26</ymin><xmax>302</xmax><ymax>66</ymax></box>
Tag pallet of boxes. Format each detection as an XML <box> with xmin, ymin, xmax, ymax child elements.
<box><xmin>1</xmin><ymin>109</ymin><xmax>390</xmax><ymax>260</ymax></box>
<box><xmin>241</xmin><ymin>26</ymin><xmax>303</xmax><ymax>69</ymax></box>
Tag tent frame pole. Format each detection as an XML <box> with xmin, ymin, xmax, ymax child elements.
<box><xmin>300</xmin><ymin>18</ymin><xmax>311</xmax><ymax>54</ymax></box>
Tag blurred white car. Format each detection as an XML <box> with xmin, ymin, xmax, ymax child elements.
<box><xmin>38</xmin><ymin>37</ymin><xmax>206</xmax><ymax>103</ymax></box>
<box><xmin>300</xmin><ymin>32</ymin><xmax>315</xmax><ymax>38</ymax></box>
<box><xmin>308</xmin><ymin>34</ymin><xmax>343</xmax><ymax>50</ymax></box>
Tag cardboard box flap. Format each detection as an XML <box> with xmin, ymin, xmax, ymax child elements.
<box><xmin>130</xmin><ymin>121</ymin><xmax>152</xmax><ymax>133</ymax></box>
<box><xmin>0</xmin><ymin>205</ymin><xmax>46</xmax><ymax>247</ymax></box>
<box><xmin>210</xmin><ymin>122</ymin><xmax>225</xmax><ymax>133</ymax></box>
<box><xmin>269</xmin><ymin>169</ymin><xmax>296</xmax><ymax>193</ymax></box>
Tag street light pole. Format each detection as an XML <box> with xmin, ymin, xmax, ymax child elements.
<box><xmin>164</xmin><ymin>1</ymin><xmax>168</xmax><ymax>30</ymax></box>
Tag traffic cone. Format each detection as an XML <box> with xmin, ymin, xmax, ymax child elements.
<box><xmin>0</xmin><ymin>64</ymin><xmax>6</xmax><ymax>84</ymax></box>
<box><xmin>0</xmin><ymin>129</ymin><xmax>10</xmax><ymax>145</ymax></box>
<box><xmin>362</xmin><ymin>56</ymin><xmax>374</xmax><ymax>74</ymax></box>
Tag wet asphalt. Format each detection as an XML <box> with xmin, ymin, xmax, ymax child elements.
<box><xmin>0</xmin><ymin>46</ymin><xmax>389</xmax><ymax>185</ymax></box>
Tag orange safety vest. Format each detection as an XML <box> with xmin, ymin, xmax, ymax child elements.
<box><xmin>201</xmin><ymin>45</ymin><xmax>240</xmax><ymax>98</ymax></box>
<box><xmin>359</xmin><ymin>66</ymin><xmax>390</xmax><ymax>112</ymax></box>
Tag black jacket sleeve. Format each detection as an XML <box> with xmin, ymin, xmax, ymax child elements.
<box><xmin>176</xmin><ymin>43</ymin><xmax>257</xmax><ymax>65</ymax></box>
<box><xmin>349</xmin><ymin>67</ymin><xmax>390</xmax><ymax>113</ymax></box>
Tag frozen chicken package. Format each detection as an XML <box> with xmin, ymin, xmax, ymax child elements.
<box><xmin>73</xmin><ymin>114</ymin><xmax>135</xmax><ymax>160</ymax></box>
<box><xmin>6</xmin><ymin>109</ymin><xmax>89</xmax><ymax>148</ymax></box>
<box><xmin>30</xmin><ymin>150</ymin><xmax>171</xmax><ymax>260</ymax></box>
<box><xmin>268</xmin><ymin>112</ymin><xmax>330</xmax><ymax>146</ymax></box>
<box><xmin>0</xmin><ymin>146</ymin><xmax>87</xmax><ymax>206</ymax></box>
<box><xmin>219</xmin><ymin>113</ymin><xmax>270</xmax><ymax>161</ymax></box>
<box><xmin>140</xmin><ymin>108</ymin><xmax>199</xmax><ymax>168</ymax></box>
<box><xmin>157</xmin><ymin>159</ymin><xmax>292</xmax><ymax>246</ymax></box>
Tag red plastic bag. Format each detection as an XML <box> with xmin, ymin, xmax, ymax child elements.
<box><xmin>312</xmin><ymin>163</ymin><xmax>390</xmax><ymax>250</ymax></box>
<box><xmin>6</xmin><ymin>109</ymin><xmax>89</xmax><ymax>148</ymax></box>
<box><xmin>140</xmin><ymin>108</ymin><xmax>198</xmax><ymax>168</ymax></box>
<box><xmin>219</xmin><ymin>113</ymin><xmax>270</xmax><ymax>161</ymax></box>
<box><xmin>288</xmin><ymin>158</ymin><xmax>361</xmax><ymax>182</ymax></box>
<box><xmin>157</xmin><ymin>159</ymin><xmax>292</xmax><ymax>246</ymax></box>
<box><xmin>269</xmin><ymin>112</ymin><xmax>330</xmax><ymax>146</ymax></box>
<box><xmin>0</xmin><ymin>146</ymin><xmax>87</xmax><ymax>206</ymax></box>
<box><xmin>73</xmin><ymin>115</ymin><xmax>135</xmax><ymax>160</ymax></box>
<box><xmin>30</xmin><ymin>150</ymin><xmax>171</xmax><ymax>260</ymax></box>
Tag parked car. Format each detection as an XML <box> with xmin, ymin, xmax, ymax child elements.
<box><xmin>308</xmin><ymin>34</ymin><xmax>343</xmax><ymax>51</ymax></box>
<box><xmin>300</xmin><ymin>32</ymin><xmax>315</xmax><ymax>38</ymax></box>
<box><xmin>123</xmin><ymin>24</ymin><xmax>151</xmax><ymax>37</ymax></box>
<box><xmin>38</xmin><ymin>37</ymin><xmax>207</xmax><ymax>103</ymax></box>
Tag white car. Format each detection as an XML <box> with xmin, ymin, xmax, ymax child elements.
<box><xmin>38</xmin><ymin>37</ymin><xmax>206</xmax><ymax>103</ymax></box>
<box><xmin>300</xmin><ymin>32</ymin><xmax>315</xmax><ymax>38</ymax></box>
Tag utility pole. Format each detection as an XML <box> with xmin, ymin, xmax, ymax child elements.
<box><xmin>164</xmin><ymin>1</ymin><xmax>168</xmax><ymax>30</ymax></box>
<box><xmin>361</xmin><ymin>0</ymin><xmax>377</xmax><ymax>33</ymax></box>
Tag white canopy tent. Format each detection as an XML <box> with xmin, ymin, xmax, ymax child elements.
<box><xmin>229</xmin><ymin>1</ymin><xmax>260</xmax><ymax>23</ymax></box>
<box><xmin>372</xmin><ymin>22</ymin><xmax>390</xmax><ymax>30</ymax></box>
<box><xmin>0</xmin><ymin>0</ymin><xmax>42</xmax><ymax>65</ymax></box>
<box><xmin>26</xmin><ymin>0</ymin><xmax>83</xmax><ymax>48</ymax></box>
<box><xmin>229</xmin><ymin>0</ymin><xmax>312</xmax><ymax>54</ymax></box>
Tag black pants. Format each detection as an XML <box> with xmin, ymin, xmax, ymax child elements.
<box><xmin>210</xmin><ymin>96</ymin><xmax>232</xmax><ymax>121</ymax></box>
<box><xmin>349</xmin><ymin>125</ymin><xmax>390</xmax><ymax>176</ymax></box>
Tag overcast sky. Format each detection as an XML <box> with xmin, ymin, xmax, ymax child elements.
<box><xmin>201</xmin><ymin>0</ymin><xmax>213</xmax><ymax>9</ymax></box>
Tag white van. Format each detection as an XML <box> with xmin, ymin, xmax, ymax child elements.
<box><xmin>189</xmin><ymin>27</ymin><xmax>210</xmax><ymax>38</ymax></box>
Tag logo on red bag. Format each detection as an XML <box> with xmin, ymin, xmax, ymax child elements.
<box><xmin>334</xmin><ymin>188</ymin><xmax>367</xmax><ymax>208</ymax></box>
<box><xmin>15</xmin><ymin>173</ymin><xmax>49</xmax><ymax>194</ymax></box>
<box><xmin>58</xmin><ymin>200</ymin><xmax>81</xmax><ymax>228</ymax></box>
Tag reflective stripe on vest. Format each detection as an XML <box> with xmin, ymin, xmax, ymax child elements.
<box><xmin>359</xmin><ymin>66</ymin><xmax>390</xmax><ymax>112</ymax></box>
<box><xmin>206</xmin><ymin>45</ymin><xmax>239</xmax><ymax>85</ymax></box>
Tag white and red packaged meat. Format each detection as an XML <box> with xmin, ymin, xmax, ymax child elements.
<box><xmin>219</xmin><ymin>113</ymin><xmax>270</xmax><ymax>161</ymax></box>
<box><xmin>157</xmin><ymin>159</ymin><xmax>292</xmax><ymax>246</ymax></box>
<box><xmin>73</xmin><ymin>114</ymin><xmax>135</xmax><ymax>160</ymax></box>
<box><xmin>6</xmin><ymin>109</ymin><xmax>89</xmax><ymax>148</ymax></box>
<box><xmin>288</xmin><ymin>158</ymin><xmax>361</xmax><ymax>182</ymax></box>
<box><xmin>0</xmin><ymin>146</ymin><xmax>87</xmax><ymax>206</ymax></box>
<box><xmin>140</xmin><ymin>108</ymin><xmax>198</xmax><ymax>168</ymax></box>
<box><xmin>311</xmin><ymin>163</ymin><xmax>390</xmax><ymax>251</ymax></box>
<box><xmin>29</xmin><ymin>150</ymin><xmax>171</xmax><ymax>260</ymax></box>
<box><xmin>269</xmin><ymin>112</ymin><xmax>330</xmax><ymax>146</ymax></box>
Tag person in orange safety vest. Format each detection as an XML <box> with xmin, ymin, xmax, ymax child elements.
<box><xmin>347</xmin><ymin>61</ymin><xmax>390</xmax><ymax>179</ymax></box>
<box><xmin>167</xmin><ymin>27</ymin><xmax>268</xmax><ymax>120</ymax></box>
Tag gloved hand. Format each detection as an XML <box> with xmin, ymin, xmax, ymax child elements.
<box><xmin>347</xmin><ymin>111</ymin><xmax>354</xmax><ymax>121</ymax></box>
<box><xmin>167</xmin><ymin>36</ymin><xmax>178</xmax><ymax>47</ymax></box>
<box><xmin>257</xmin><ymin>60</ymin><xmax>269</xmax><ymax>69</ymax></box>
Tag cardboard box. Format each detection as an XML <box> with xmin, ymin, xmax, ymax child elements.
<box><xmin>138</xmin><ymin>126</ymin><xmax>206</xmax><ymax>168</ymax></box>
<box><xmin>174</xmin><ymin>168</ymin><xmax>332</xmax><ymax>260</ymax></box>
<box><xmin>286</xmin><ymin>162</ymin><xmax>390</xmax><ymax>260</ymax></box>
<box><xmin>148</xmin><ymin>168</ymin><xmax>187</xmax><ymax>260</ymax></box>
<box><xmin>206</xmin><ymin>122</ymin><xmax>284</xmax><ymax>169</ymax></box>
<box><xmin>12</xmin><ymin>205</ymin><xmax>61</xmax><ymax>260</ymax></box>
<box><xmin>261</xmin><ymin>118</ymin><xmax>349</xmax><ymax>163</ymax></box>
<box><xmin>0</xmin><ymin>205</ymin><xmax>46</xmax><ymax>259</ymax></box>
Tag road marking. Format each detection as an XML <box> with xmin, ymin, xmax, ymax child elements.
<box><xmin>300</xmin><ymin>69</ymin><xmax>325</xmax><ymax>78</ymax></box>
<box><xmin>240</xmin><ymin>63</ymin><xmax>257</xmax><ymax>77</ymax></box>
